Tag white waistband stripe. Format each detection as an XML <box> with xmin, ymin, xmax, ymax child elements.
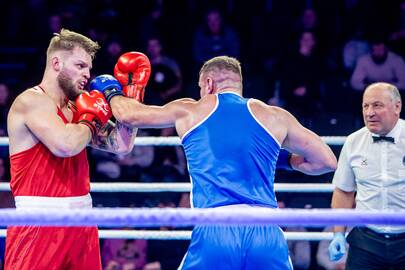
<box><xmin>14</xmin><ymin>194</ymin><xmax>92</xmax><ymax>209</ymax></box>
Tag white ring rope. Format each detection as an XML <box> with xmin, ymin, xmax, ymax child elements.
<box><xmin>0</xmin><ymin>208</ymin><xmax>403</xmax><ymax>227</ymax></box>
<box><xmin>0</xmin><ymin>229</ymin><xmax>334</xmax><ymax>241</ymax></box>
<box><xmin>0</xmin><ymin>135</ymin><xmax>340</xmax><ymax>193</ymax></box>
<box><xmin>0</xmin><ymin>137</ymin><xmax>8</xmax><ymax>146</ymax></box>
<box><xmin>0</xmin><ymin>136</ymin><xmax>345</xmax><ymax>147</ymax></box>
<box><xmin>0</xmin><ymin>182</ymin><xmax>334</xmax><ymax>192</ymax></box>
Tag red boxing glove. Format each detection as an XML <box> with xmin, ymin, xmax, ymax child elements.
<box><xmin>75</xmin><ymin>90</ymin><xmax>112</xmax><ymax>137</ymax></box>
<box><xmin>114</xmin><ymin>51</ymin><xmax>151</xmax><ymax>102</ymax></box>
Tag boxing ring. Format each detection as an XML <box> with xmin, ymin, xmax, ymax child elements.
<box><xmin>1</xmin><ymin>136</ymin><xmax>403</xmax><ymax>241</ymax></box>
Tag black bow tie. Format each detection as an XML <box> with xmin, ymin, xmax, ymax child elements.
<box><xmin>372</xmin><ymin>136</ymin><xmax>395</xmax><ymax>143</ymax></box>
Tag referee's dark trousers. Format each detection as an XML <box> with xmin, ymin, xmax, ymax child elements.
<box><xmin>346</xmin><ymin>227</ymin><xmax>405</xmax><ymax>270</ymax></box>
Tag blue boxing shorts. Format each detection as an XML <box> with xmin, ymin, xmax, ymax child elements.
<box><xmin>178</xmin><ymin>224</ymin><xmax>293</xmax><ymax>270</ymax></box>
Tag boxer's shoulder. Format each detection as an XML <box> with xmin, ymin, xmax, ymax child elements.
<box><xmin>12</xmin><ymin>87</ymin><xmax>56</xmax><ymax>114</ymax></box>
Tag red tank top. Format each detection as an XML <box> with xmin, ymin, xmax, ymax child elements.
<box><xmin>9</xmin><ymin>87</ymin><xmax>90</xmax><ymax>197</ymax></box>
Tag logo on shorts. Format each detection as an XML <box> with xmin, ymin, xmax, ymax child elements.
<box><xmin>361</xmin><ymin>158</ymin><xmax>368</xmax><ymax>166</ymax></box>
<box><xmin>94</xmin><ymin>98</ymin><xmax>110</xmax><ymax>116</ymax></box>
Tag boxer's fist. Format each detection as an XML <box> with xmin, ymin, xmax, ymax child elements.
<box><xmin>75</xmin><ymin>90</ymin><xmax>112</xmax><ymax>136</ymax></box>
<box><xmin>114</xmin><ymin>52</ymin><xmax>151</xmax><ymax>102</ymax></box>
<box><xmin>90</xmin><ymin>74</ymin><xmax>123</xmax><ymax>103</ymax></box>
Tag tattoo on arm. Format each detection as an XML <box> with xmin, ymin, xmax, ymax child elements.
<box><xmin>91</xmin><ymin>120</ymin><xmax>137</xmax><ymax>152</ymax></box>
<box><xmin>91</xmin><ymin>121</ymin><xmax>114</xmax><ymax>150</ymax></box>
<box><xmin>107</xmin><ymin>121</ymin><xmax>135</xmax><ymax>151</ymax></box>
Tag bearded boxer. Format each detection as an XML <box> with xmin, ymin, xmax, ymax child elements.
<box><xmin>5</xmin><ymin>29</ymin><xmax>141</xmax><ymax>270</ymax></box>
<box><xmin>100</xmin><ymin>55</ymin><xmax>337</xmax><ymax>270</ymax></box>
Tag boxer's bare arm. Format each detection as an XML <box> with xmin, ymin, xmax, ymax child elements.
<box><xmin>282</xmin><ymin>110</ymin><xmax>337</xmax><ymax>175</ymax></box>
<box><xmin>8</xmin><ymin>89</ymin><xmax>91</xmax><ymax>157</ymax></box>
<box><xmin>110</xmin><ymin>96</ymin><xmax>198</xmax><ymax>137</ymax></box>
<box><xmin>249</xmin><ymin>99</ymin><xmax>336</xmax><ymax>175</ymax></box>
<box><xmin>90</xmin><ymin>120</ymin><xmax>137</xmax><ymax>154</ymax></box>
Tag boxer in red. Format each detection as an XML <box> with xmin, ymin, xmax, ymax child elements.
<box><xmin>5</xmin><ymin>29</ymin><xmax>150</xmax><ymax>270</ymax></box>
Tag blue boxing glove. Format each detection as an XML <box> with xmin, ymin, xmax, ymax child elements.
<box><xmin>276</xmin><ymin>149</ymin><xmax>293</xmax><ymax>170</ymax></box>
<box><xmin>328</xmin><ymin>232</ymin><xmax>347</xmax><ymax>261</ymax></box>
<box><xmin>89</xmin><ymin>74</ymin><xmax>123</xmax><ymax>103</ymax></box>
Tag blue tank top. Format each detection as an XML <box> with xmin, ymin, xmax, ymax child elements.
<box><xmin>182</xmin><ymin>92</ymin><xmax>281</xmax><ymax>208</ymax></box>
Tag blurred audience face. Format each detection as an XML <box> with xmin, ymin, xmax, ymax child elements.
<box><xmin>207</xmin><ymin>10</ymin><xmax>222</xmax><ymax>35</ymax></box>
<box><xmin>299</xmin><ymin>32</ymin><xmax>316</xmax><ymax>56</ymax></box>
<box><xmin>147</xmin><ymin>38</ymin><xmax>162</xmax><ymax>59</ymax></box>
<box><xmin>0</xmin><ymin>84</ymin><xmax>10</xmax><ymax>105</ymax></box>
<box><xmin>371</xmin><ymin>43</ymin><xmax>388</xmax><ymax>64</ymax></box>
<box><xmin>362</xmin><ymin>84</ymin><xmax>401</xmax><ymax>135</ymax></box>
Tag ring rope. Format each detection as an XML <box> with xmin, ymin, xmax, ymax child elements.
<box><xmin>0</xmin><ymin>182</ymin><xmax>334</xmax><ymax>192</ymax></box>
<box><xmin>0</xmin><ymin>229</ymin><xmax>335</xmax><ymax>241</ymax></box>
<box><xmin>0</xmin><ymin>136</ymin><xmax>347</xmax><ymax>243</ymax></box>
<box><xmin>0</xmin><ymin>136</ymin><xmax>345</xmax><ymax>147</ymax></box>
<box><xmin>0</xmin><ymin>208</ymin><xmax>403</xmax><ymax>227</ymax></box>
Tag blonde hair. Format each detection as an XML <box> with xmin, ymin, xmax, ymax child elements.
<box><xmin>199</xmin><ymin>56</ymin><xmax>242</xmax><ymax>82</ymax></box>
<box><xmin>46</xmin><ymin>29</ymin><xmax>100</xmax><ymax>60</ymax></box>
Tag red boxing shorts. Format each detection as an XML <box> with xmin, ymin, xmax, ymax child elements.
<box><xmin>5</xmin><ymin>226</ymin><xmax>101</xmax><ymax>270</ymax></box>
<box><xmin>5</xmin><ymin>194</ymin><xmax>101</xmax><ymax>270</ymax></box>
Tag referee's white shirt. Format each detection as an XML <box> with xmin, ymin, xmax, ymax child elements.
<box><xmin>333</xmin><ymin>119</ymin><xmax>405</xmax><ymax>233</ymax></box>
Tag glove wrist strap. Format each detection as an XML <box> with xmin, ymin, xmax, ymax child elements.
<box><xmin>78</xmin><ymin>114</ymin><xmax>100</xmax><ymax>137</ymax></box>
<box><xmin>103</xmin><ymin>88</ymin><xmax>124</xmax><ymax>103</ymax></box>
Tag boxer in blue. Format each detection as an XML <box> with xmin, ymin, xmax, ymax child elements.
<box><xmin>101</xmin><ymin>55</ymin><xmax>337</xmax><ymax>270</ymax></box>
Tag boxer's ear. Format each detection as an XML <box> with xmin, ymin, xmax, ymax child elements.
<box><xmin>207</xmin><ymin>77</ymin><xmax>215</xmax><ymax>94</ymax></box>
<box><xmin>51</xmin><ymin>56</ymin><xmax>61</xmax><ymax>72</ymax></box>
